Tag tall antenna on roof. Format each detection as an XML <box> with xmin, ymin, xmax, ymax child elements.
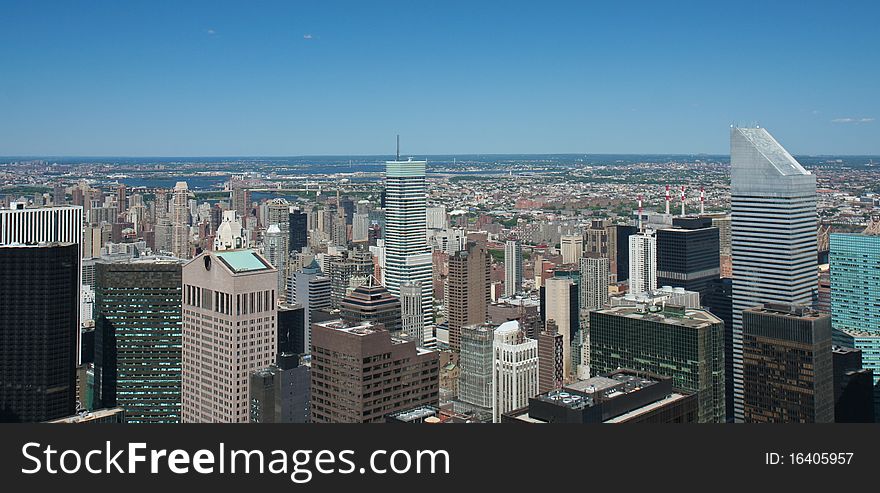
<box><xmin>396</xmin><ymin>134</ymin><xmax>400</xmax><ymax>161</ymax></box>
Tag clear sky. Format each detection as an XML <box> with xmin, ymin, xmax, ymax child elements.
<box><xmin>1</xmin><ymin>0</ymin><xmax>878</xmax><ymax>156</ymax></box>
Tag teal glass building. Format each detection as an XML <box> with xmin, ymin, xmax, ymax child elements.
<box><xmin>830</xmin><ymin>233</ymin><xmax>880</xmax><ymax>415</ymax></box>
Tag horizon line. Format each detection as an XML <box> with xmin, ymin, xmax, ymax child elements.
<box><xmin>3</xmin><ymin>151</ymin><xmax>879</xmax><ymax>160</ymax></box>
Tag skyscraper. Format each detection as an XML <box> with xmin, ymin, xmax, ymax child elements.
<box><xmin>249</xmin><ymin>354</ymin><xmax>310</xmax><ymax>424</ymax></box>
<box><xmin>590</xmin><ymin>304</ymin><xmax>725</xmax><ymax>423</ymax></box>
<box><xmin>741</xmin><ymin>303</ymin><xmax>833</xmax><ymax>423</ymax></box>
<box><xmin>730</xmin><ymin>127</ymin><xmax>817</xmax><ymax>422</ymax></box>
<box><xmin>458</xmin><ymin>323</ymin><xmax>495</xmax><ymax>414</ymax></box>
<box><xmin>560</xmin><ymin>234</ymin><xmax>584</xmax><ymax>265</ymax></box>
<box><xmin>537</xmin><ymin>321</ymin><xmax>564</xmax><ymax>393</ymax></box>
<box><xmin>93</xmin><ymin>258</ymin><xmax>183</xmax><ymax>423</ymax></box>
<box><xmin>579</xmin><ymin>256</ymin><xmax>609</xmax><ymax>372</ymax></box>
<box><xmin>579</xmin><ymin>256</ymin><xmax>610</xmax><ymax>312</ymax></box>
<box><xmin>830</xmin><ymin>231</ymin><xmax>880</xmax><ymax>415</ymax></box>
<box><xmin>264</xmin><ymin>224</ymin><xmax>286</xmax><ymax>298</ymax></box>
<box><xmin>628</xmin><ymin>230</ymin><xmax>657</xmax><ymax>295</ymax></box>
<box><xmin>504</xmin><ymin>240</ymin><xmax>523</xmax><ymax>296</ymax></box>
<box><xmin>400</xmin><ymin>281</ymin><xmax>425</xmax><ymax>343</ymax></box>
<box><xmin>656</xmin><ymin>216</ymin><xmax>720</xmax><ymax>302</ymax></box>
<box><xmin>0</xmin><ymin>243</ymin><xmax>79</xmax><ymax>422</ymax></box>
<box><xmin>288</xmin><ymin>259</ymin><xmax>331</xmax><ymax>352</ymax></box>
<box><xmin>170</xmin><ymin>182</ymin><xmax>191</xmax><ymax>259</ymax></box>
<box><xmin>543</xmin><ymin>277</ymin><xmax>579</xmax><ymax>379</ymax></box>
<box><xmin>383</xmin><ymin>156</ymin><xmax>434</xmax><ymax>346</ymax></box>
<box><xmin>491</xmin><ymin>321</ymin><xmax>538</xmax><ymax>423</ymax></box>
<box><xmin>832</xmin><ymin>347</ymin><xmax>875</xmax><ymax>423</ymax></box>
<box><xmin>181</xmin><ymin>250</ymin><xmax>278</xmax><ymax>423</ymax></box>
<box><xmin>326</xmin><ymin>250</ymin><xmax>374</xmax><ymax>309</ymax></box>
<box><xmin>230</xmin><ymin>179</ymin><xmax>251</xmax><ymax>227</ymax></box>
<box><xmin>288</xmin><ymin>207</ymin><xmax>309</xmax><ymax>254</ymax></box>
<box><xmin>446</xmin><ymin>240</ymin><xmax>491</xmax><ymax>351</ymax></box>
<box><xmin>309</xmin><ymin>320</ymin><xmax>439</xmax><ymax>423</ymax></box>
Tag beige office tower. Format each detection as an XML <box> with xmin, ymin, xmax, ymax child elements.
<box><xmin>544</xmin><ymin>277</ymin><xmax>576</xmax><ymax>379</ymax></box>
<box><xmin>560</xmin><ymin>234</ymin><xmax>584</xmax><ymax>265</ymax></box>
<box><xmin>181</xmin><ymin>249</ymin><xmax>278</xmax><ymax>423</ymax></box>
<box><xmin>171</xmin><ymin>181</ymin><xmax>191</xmax><ymax>259</ymax></box>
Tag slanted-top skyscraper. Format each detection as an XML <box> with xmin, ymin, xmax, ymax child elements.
<box><xmin>730</xmin><ymin>126</ymin><xmax>817</xmax><ymax>422</ymax></box>
<box><xmin>383</xmin><ymin>147</ymin><xmax>434</xmax><ymax>347</ymax></box>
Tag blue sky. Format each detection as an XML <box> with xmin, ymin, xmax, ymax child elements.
<box><xmin>1</xmin><ymin>0</ymin><xmax>878</xmax><ymax>156</ymax></box>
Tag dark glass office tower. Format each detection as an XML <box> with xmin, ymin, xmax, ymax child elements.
<box><xmin>832</xmin><ymin>347</ymin><xmax>875</xmax><ymax>423</ymax></box>
<box><xmin>706</xmin><ymin>277</ymin><xmax>733</xmax><ymax>421</ymax></box>
<box><xmin>614</xmin><ymin>225</ymin><xmax>637</xmax><ymax>283</ymax></box>
<box><xmin>0</xmin><ymin>243</ymin><xmax>79</xmax><ymax>422</ymax></box>
<box><xmin>289</xmin><ymin>207</ymin><xmax>308</xmax><ymax>255</ymax></box>
<box><xmin>93</xmin><ymin>259</ymin><xmax>183</xmax><ymax>423</ymax></box>
<box><xmin>589</xmin><ymin>304</ymin><xmax>725</xmax><ymax>423</ymax></box>
<box><xmin>656</xmin><ymin>217</ymin><xmax>720</xmax><ymax>302</ymax></box>
<box><xmin>742</xmin><ymin>303</ymin><xmax>833</xmax><ymax>423</ymax></box>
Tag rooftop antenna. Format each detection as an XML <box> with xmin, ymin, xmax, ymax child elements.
<box><xmin>700</xmin><ymin>186</ymin><xmax>705</xmax><ymax>215</ymax></box>
<box><xmin>637</xmin><ymin>194</ymin><xmax>643</xmax><ymax>232</ymax></box>
<box><xmin>396</xmin><ymin>134</ymin><xmax>400</xmax><ymax>161</ymax></box>
<box><xmin>664</xmin><ymin>185</ymin><xmax>671</xmax><ymax>215</ymax></box>
<box><xmin>680</xmin><ymin>185</ymin><xmax>686</xmax><ymax>216</ymax></box>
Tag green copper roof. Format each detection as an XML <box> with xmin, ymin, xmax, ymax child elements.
<box><xmin>215</xmin><ymin>250</ymin><xmax>271</xmax><ymax>273</ymax></box>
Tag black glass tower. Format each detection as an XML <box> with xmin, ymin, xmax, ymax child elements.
<box><xmin>0</xmin><ymin>243</ymin><xmax>79</xmax><ymax>422</ymax></box>
<box><xmin>289</xmin><ymin>208</ymin><xmax>308</xmax><ymax>255</ymax></box>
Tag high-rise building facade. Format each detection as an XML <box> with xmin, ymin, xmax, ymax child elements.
<box><xmin>458</xmin><ymin>323</ymin><xmax>496</xmax><ymax>412</ymax></box>
<box><xmin>326</xmin><ymin>250</ymin><xmax>374</xmax><ymax>309</ymax></box>
<box><xmin>832</xmin><ymin>347</ymin><xmax>875</xmax><ymax>423</ymax></box>
<box><xmin>537</xmin><ymin>321</ymin><xmax>564</xmax><ymax>393</ymax></box>
<box><xmin>400</xmin><ymin>281</ymin><xmax>425</xmax><ymax>343</ymax></box>
<box><xmin>249</xmin><ymin>354</ymin><xmax>310</xmax><ymax>423</ymax></box>
<box><xmin>93</xmin><ymin>258</ymin><xmax>183</xmax><ymax>423</ymax></box>
<box><xmin>504</xmin><ymin>240</ymin><xmax>523</xmax><ymax>296</ymax></box>
<box><xmin>656</xmin><ymin>217</ymin><xmax>720</xmax><ymax>302</ymax></box>
<box><xmin>628</xmin><ymin>230</ymin><xmax>657</xmax><ymax>295</ymax></box>
<box><xmin>560</xmin><ymin>234</ymin><xmax>584</xmax><ymax>265</ymax></box>
<box><xmin>730</xmin><ymin>127</ymin><xmax>817</xmax><ymax>422</ymax></box>
<box><xmin>181</xmin><ymin>250</ymin><xmax>278</xmax><ymax>423</ymax></box>
<box><xmin>264</xmin><ymin>224</ymin><xmax>286</xmax><ymax>298</ymax></box>
<box><xmin>170</xmin><ymin>182</ymin><xmax>191</xmax><ymax>259</ymax></box>
<box><xmin>579</xmin><ymin>256</ymin><xmax>609</xmax><ymax>372</ymax></box>
<box><xmin>492</xmin><ymin>321</ymin><xmax>538</xmax><ymax>423</ymax></box>
<box><xmin>741</xmin><ymin>303</ymin><xmax>833</xmax><ymax>423</ymax></box>
<box><xmin>543</xmin><ymin>277</ymin><xmax>579</xmax><ymax>379</ymax></box>
<box><xmin>383</xmin><ymin>157</ymin><xmax>434</xmax><ymax>346</ymax></box>
<box><xmin>288</xmin><ymin>259</ymin><xmax>331</xmax><ymax>352</ymax></box>
<box><xmin>309</xmin><ymin>320</ymin><xmax>439</xmax><ymax>423</ymax></box>
<box><xmin>0</xmin><ymin>243</ymin><xmax>79</xmax><ymax>422</ymax></box>
<box><xmin>288</xmin><ymin>207</ymin><xmax>309</xmax><ymax>254</ymax></box>
<box><xmin>589</xmin><ymin>304</ymin><xmax>725</xmax><ymax>423</ymax></box>
<box><xmin>446</xmin><ymin>240</ymin><xmax>491</xmax><ymax>352</ymax></box>
<box><xmin>830</xmin><ymin>232</ymin><xmax>880</xmax><ymax>415</ymax></box>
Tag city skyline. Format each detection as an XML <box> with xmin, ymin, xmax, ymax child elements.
<box><xmin>2</xmin><ymin>1</ymin><xmax>879</xmax><ymax>156</ymax></box>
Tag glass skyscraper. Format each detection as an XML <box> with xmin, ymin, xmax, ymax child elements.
<box><xmin>383</xmin><ymin>157</ymin><xmax>434</xmax><ymax>347</ymax></box>
<box><xmin>730</xmin><ymin>127</ymin><xmax>817</xmax><ymax>422</ymax></box>
<box><xmin>830</xmin><ymin>232</ymin><xmax>880</xmax><ymax>415</ymax></box>
<box><xmin>93</xmin><ymin>258</ymin><xmax>184</xmax><ymax>423</ymax></box>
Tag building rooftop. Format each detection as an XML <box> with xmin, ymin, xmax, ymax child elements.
<box><xmin>745</xmin><ymin>302</ymin><xmax>827</xmax><ymax>321</ymax></box>
<box><xmin>594</xmin><ymin>304</ymin><xmax>721</xmax><ymax>329</ymax></box>
<box><xmin>733</xmin><ymin>127</ymin><xmax>810</xmax><ymax>177</ymax></box>
<box><xmin>214</xmin><ymin>249</ymin><xmax>273</xmax><ymax>273</ymax></box>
